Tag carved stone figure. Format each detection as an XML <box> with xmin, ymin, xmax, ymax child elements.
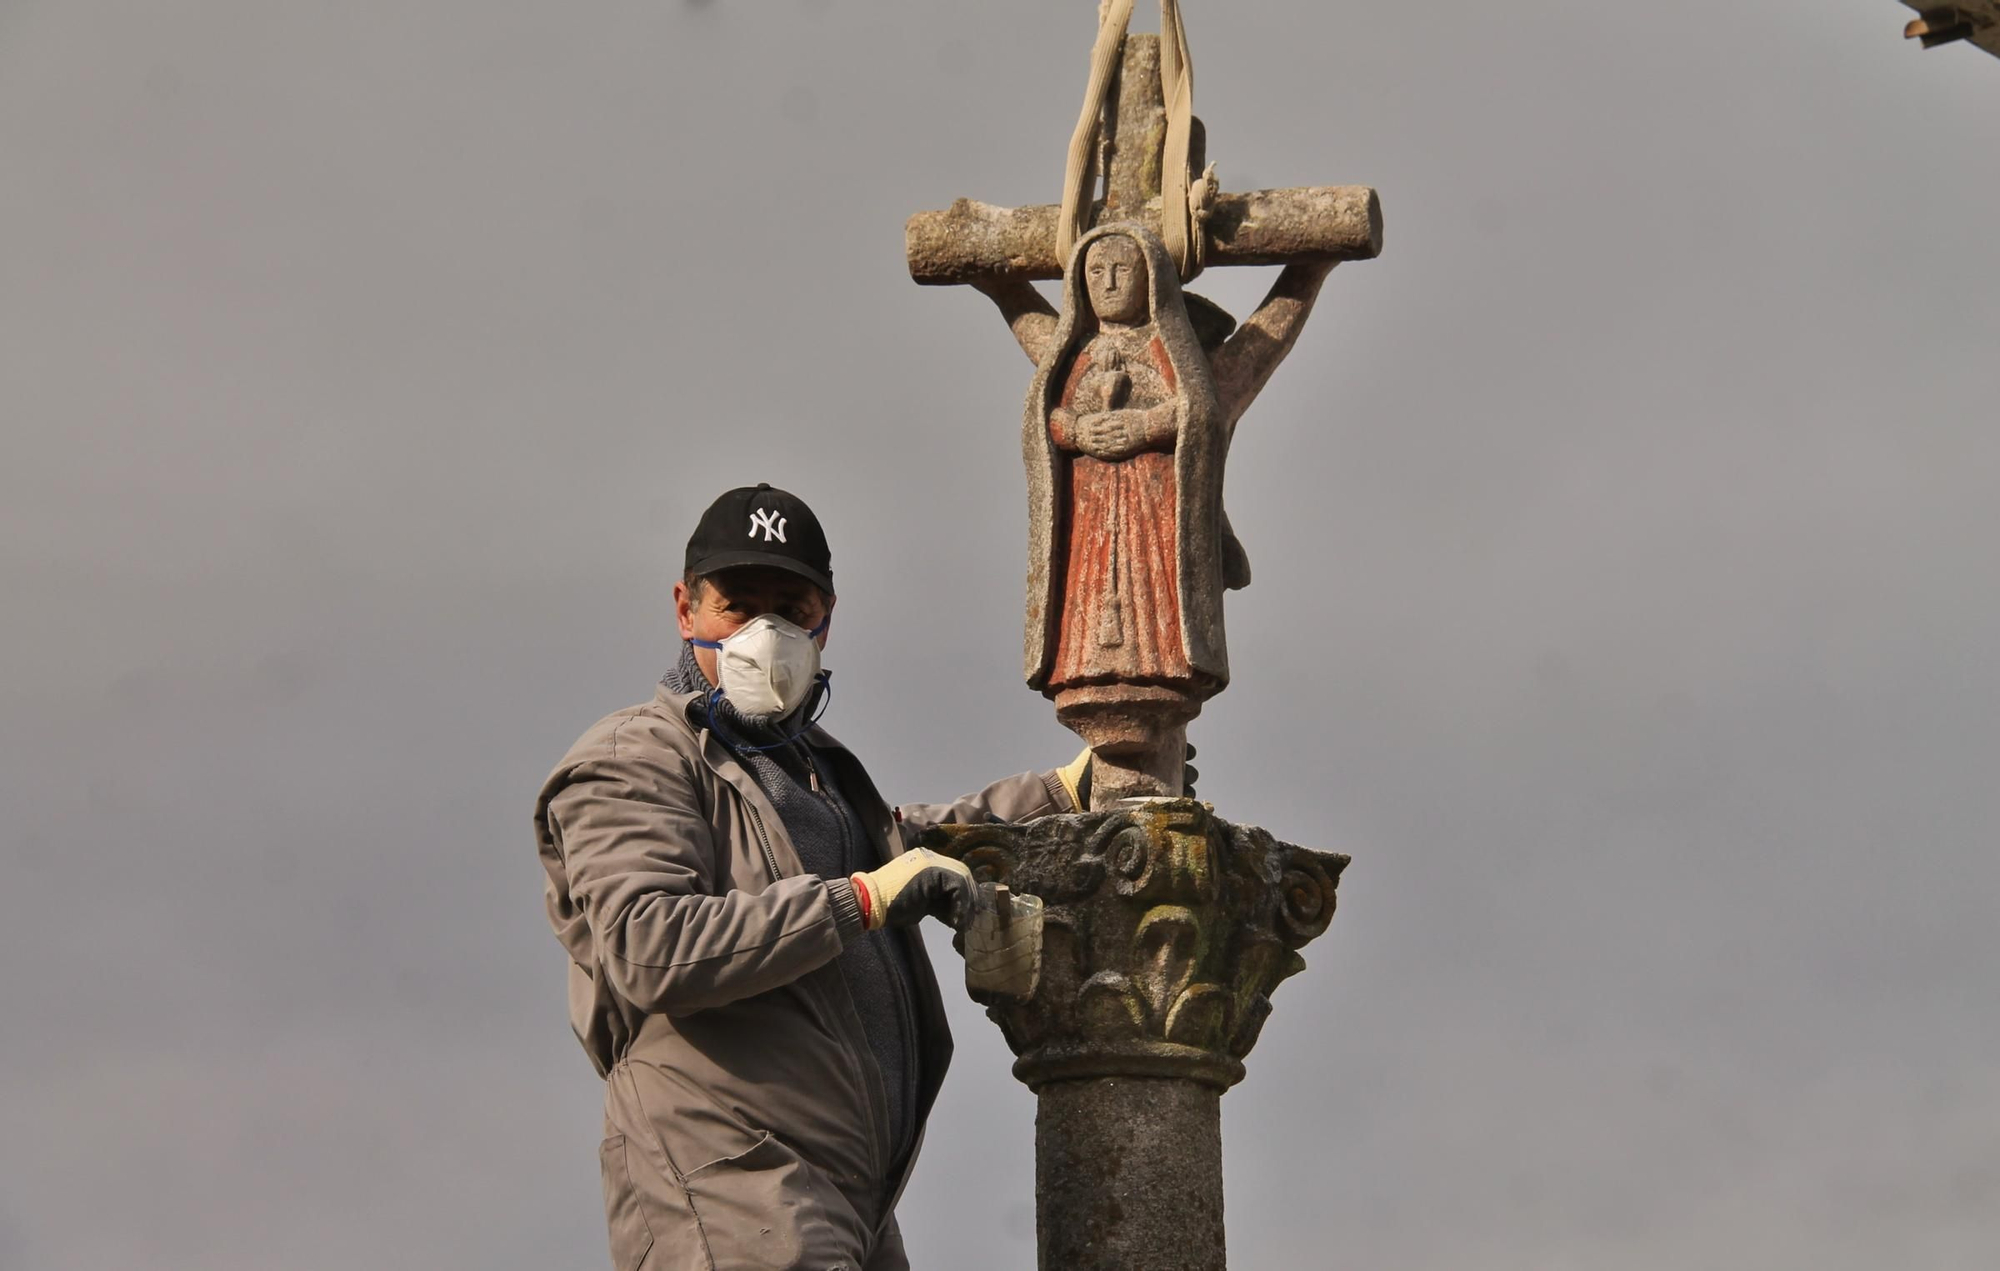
<box><xmin>976</xmin><ymin>224</ymin><xmax>1335</xmax><ymax>803</ymax></box>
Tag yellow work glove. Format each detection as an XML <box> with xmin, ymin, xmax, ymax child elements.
<box><xmin>1056</xmin><ymin>747</ymin><xmax>1093</xmax><ymax>810</ymax></box>
<box><xmin>851</xmin><ymin>848</ymin><xmax>976</xmax><ymax>932</ymax></box>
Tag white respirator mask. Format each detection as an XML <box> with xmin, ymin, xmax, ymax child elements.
<box><xmin>692</xmin><ymin>613</ymin><xmax>829</xmax><ymax>722</ymax></box>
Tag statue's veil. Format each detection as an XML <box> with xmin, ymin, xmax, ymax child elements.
<box><xmin>1022</xmin><ymin>223</ymin><xmax>1229</xmax><ymax>692</ymax></box>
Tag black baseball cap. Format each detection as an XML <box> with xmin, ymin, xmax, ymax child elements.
<box><xmin>684</xmin><ymin>483</ymin><xmax>834</xmax><ymax>595</ymax></box>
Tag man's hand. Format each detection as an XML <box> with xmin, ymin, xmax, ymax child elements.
<box><xmin>852</xmin><ymin>849</ymin><xmax>976</xmax><ymax>932</ymax></box>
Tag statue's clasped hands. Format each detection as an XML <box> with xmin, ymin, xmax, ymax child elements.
<box><xmin>1074</xmin><ymin>407</ymin><xmax>1171</xmax><ymax>461</ymax></box>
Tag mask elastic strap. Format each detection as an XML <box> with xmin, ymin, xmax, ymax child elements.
<box><xmin>703</xmin><ymin>672</ymin><xmax>833</xmax><ymax>754</ymax></box>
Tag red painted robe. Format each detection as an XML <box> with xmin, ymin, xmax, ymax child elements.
<box><xmin>1047</xmin><ymin>330</ymin><xmax>1194</xmax><ymax>690</ymax></box>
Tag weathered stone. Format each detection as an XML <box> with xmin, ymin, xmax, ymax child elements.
<box><xmin>930</xmin><ymin>800</ymin><xmax>1345</xmax><ymax>1088</ymax></box>
<box><xmin>927</xmin><ymin>800</ymin><xmax>1348</xmax><ymax>1270</ymax></box>
<box><xmin>918</xmin><ymin>34</ymin><xmax>1368</xmax><ymax>808</ymax></box>
<box><xmin>1102</xmin><ymin>33</ymin><xmax>1167</xmax><ymax>218</ymax></box>
<box><xmin>1010</xmin><ymin>217</ymin><xmax>1337</xmax><ymax>807</ymax></box>
<box><xmin>907</xmin><ymin>17</ymin><xmax>1371</xmax><ymax>1264</ymax></box>
<box><xmin>1025</xmin><ymin>225</ymin><xmax>1227</xmax><ymax>808</ymax></box>
<box><xmin>904</xmin><ymin>185</ymin><xmax>1383</xmax><ymax>286</ymax></box>
<box><xmin>1037</xmin><ymin>1077</ymin><xmax>1225</xmax><ymax>1271</ymax></box>
<box><xmin>908</xmin><ymin>35</ymin><xmax>1376</xmax><ymax>286</ymax></box>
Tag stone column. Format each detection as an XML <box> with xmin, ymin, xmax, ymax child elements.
<box><xmin>1035</xmin><ymin>1075</ymin><xmax>1224</xmax><ymax>1269</ymax></box>
<box><xmin>924</xmin><ymin>799</ymin><xmax>1347</xmax><ymax>1270</ymax></box>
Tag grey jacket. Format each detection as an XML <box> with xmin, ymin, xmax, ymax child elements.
<box><xmin>537</xmin><ymin>682</ymin><xmax>1071</xmax><ymax>1270</ymax></box>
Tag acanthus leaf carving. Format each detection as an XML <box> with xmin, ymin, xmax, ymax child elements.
<box><xmin>923</xmin><ymin>799</ymin><xmax>1345</xmax><ymax>1091</ymax></box>
<box><xmin>1077</xmin><ymin>971</ymin><xmax>1149</xmax><ymax>1036</ymax></box>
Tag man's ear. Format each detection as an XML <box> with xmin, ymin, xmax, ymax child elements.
<box><xmin>673</xmin><ymin>579</ymin><xmax>697</xmax><ymax>641</ymax></box>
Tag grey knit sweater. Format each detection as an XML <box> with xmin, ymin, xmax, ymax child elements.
<box><xmin>663</xmin><ymin>644</ymin><xmax>922</xmax><ymax>1169</ymax></box>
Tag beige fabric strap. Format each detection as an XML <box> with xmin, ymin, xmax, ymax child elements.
<box><xmin>1057</xmin><ymin>0</ymin><xmax>1208</xmax><ymax>280</ymax></box>
<box><xmin>1156</xmin><ymin>0</ymin><xmax>1199</xmax><ymax>276</ymax></box>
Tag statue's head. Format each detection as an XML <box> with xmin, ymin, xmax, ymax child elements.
<box><xmin>1083</xmin><ymin>234</ymin><xmax>1148</xmax><ymax>326</ymax></box>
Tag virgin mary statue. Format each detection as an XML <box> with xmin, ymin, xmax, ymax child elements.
<box><xmin>1023</xmin><ymin>224</ymin><xmax>1229</xmax><ymax>738</ymax></box>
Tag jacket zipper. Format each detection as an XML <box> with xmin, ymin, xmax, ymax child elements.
<box><xmin>802</xmin><ymin>747</ymin><xmax>900</xmax><ymax>1188</ymax></box>
<box><xmin>740</xmin><ymin>796</ymin><xmax>782</xmax><ymax>884</ymax></box>
<box><xmin>712</xmin><ymin>734</ymin><xmax>889</xmax><ymax>1186</ymax></box>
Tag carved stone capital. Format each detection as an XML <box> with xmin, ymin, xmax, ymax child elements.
<box><xmin>922</xmin><ymin>799</ymin><xmax>1347</xmax><ymax>1092</ymax></box>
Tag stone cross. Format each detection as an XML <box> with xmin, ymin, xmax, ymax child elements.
<box><xmin>907</xmin><ymin>33</ymin><xmax>1382</xmax><ymax>807</ymax></box>
<box><xmin>905</xmin><ymin>40</ymin><xmax>1382</xmax><ymax>286</ymax></box>
<box><xmin>904</xmin><ymin>23</ymin><xmax>1373</xmax><ymax>1271</ymax></box>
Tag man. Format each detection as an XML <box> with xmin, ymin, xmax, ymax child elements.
<box><xmin>536</xmin><ymin>484</ymin><xmax>1086</xmax><ymax>1271</ymax></box>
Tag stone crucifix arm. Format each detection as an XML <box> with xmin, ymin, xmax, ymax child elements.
<box><xmin>1208</xmin><ymin>258</ymin><xmax>1337</xmax><ymax>428</ymax></box>
<box><xmin>970</xmin><ymin>274</ymin><xmax>1061</xmax><ymax>366</ymax></box>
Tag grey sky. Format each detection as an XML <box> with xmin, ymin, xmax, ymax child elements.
<box><xmin>3</xmin><ymin>1</ymin><xmax>1996</xmax><ymax>1267</ymax></box>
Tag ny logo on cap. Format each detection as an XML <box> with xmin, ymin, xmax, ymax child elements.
<box><xmin>748</xmin><ymin>508</ymin><xmax>788</xmax><ymax>543</ymax></box>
